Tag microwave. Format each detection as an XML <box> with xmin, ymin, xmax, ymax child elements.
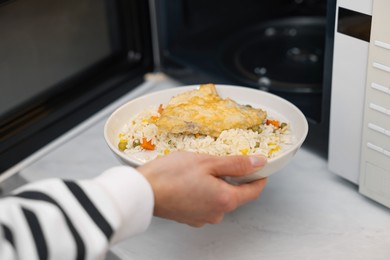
<box><xmin>0</xmin><ymin>0</ymin><xmax>388</xmax><ymax>207</ymax></box>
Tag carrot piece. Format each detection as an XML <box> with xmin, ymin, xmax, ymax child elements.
<box><xmin>158</xmin><ymin>104</ymin><xmax>164</xmax><ymax>114</ymax></box>
<box><xmin>266</xmin><ymin>119</ymin><xmax>280</xmax><ymax>128</ymax></box>
<box><xmin>141</xmin><ymin>137</ymin><xmax>155</xmax><ymax>150</ymax></box>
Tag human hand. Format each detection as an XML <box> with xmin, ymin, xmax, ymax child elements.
<box><xmin>137</xmin><ymin>151</ymin><xmax>267</xmax><ymax>227</ymax></box>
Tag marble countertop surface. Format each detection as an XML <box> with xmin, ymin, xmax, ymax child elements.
<box><xmin>18</xmin><ymin>75</ymin><xmax>390</xmax><ymax>260</ymax></box>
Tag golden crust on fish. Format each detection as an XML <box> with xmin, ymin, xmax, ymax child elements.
<box><xmin>155</xmin><ymin>84</ymin><xmax>267</xmax><ymax>137</ymax></box>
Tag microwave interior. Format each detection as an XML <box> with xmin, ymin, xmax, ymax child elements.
<box><xmin>0</xmin><ymin>0</ymin><xmax>335</xmax><ymax>176</ymax></box>
<box><xmin>153</xmin><ymin>0</ymin><xmax>336</xmax><ymax>158</ymax></box>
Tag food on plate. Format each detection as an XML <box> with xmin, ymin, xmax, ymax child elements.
<box><xmin>117</xmin><ymin>84</ymin><xmax>295</xmax><ymax>162</ymax></box>
<box><xmin>156</xmin><ymin>84</ymin><xmax>267</xmax><ymax>138</ymax></box>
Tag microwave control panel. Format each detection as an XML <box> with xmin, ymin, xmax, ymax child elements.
<box><xmin>359</xmin><ymin>0</ymin><xmax>390</xmax><ymax>208</ymax></box>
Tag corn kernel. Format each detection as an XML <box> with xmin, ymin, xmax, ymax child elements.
<box><xmin>268</xmin><ymin>146</ymin><xmax>281</xmax><ymax>155</ymax></box>
<box><xmin>240</xmin><ymin>148</ymin><xmax>249</xmax><ymax>155</ymax></box>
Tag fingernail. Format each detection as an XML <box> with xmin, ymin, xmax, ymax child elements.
<box><xmin>249</xmin><ymin>156</ymin><xmax>267</xmax><ymax>168</ymax></box>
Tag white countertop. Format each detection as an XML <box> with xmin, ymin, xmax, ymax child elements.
<box><xmin>18</xmin><ymin>75</ymin><xmax>390</xmax><ymax>260</ymax></box>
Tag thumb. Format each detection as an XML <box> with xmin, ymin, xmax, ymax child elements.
<box><xmin>210</xmin><ymin>155</ymin><xmax>267</xmax><ymax>178</ymax></box>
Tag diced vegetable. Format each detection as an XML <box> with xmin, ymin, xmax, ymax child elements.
<box><xmin>268</xmin><ymin>146</ymin><xmax>281</xmax><ymax>156</ymax></box>
<box><xmin>158</xmin><ymin>104</ymin><xmax>164</xmax><ymax>114</ymax></box>
<box><xmin>141</xmin><ymin>137</ymin><xmax>155</xmax><ymax>150</ymax></box>
<box><xmin>240</xmin><ymin>148</ymin><xmax>249</xmax><ymax>155</ymax></box>
<box><xmin>266</xmin><ymin>119</ymin><xmax>280</xmax><ymax>128</ymax></box>
<box><xmin>132</xmin><ymin>139</ymin><xmax>140</xmax><ymax>147</ymax></box>
<box><xmin>118</xmin><ymin>140</ymin><xmax>128</xmax><ymax>151</ymax></box>
<box><xmin>250</xmin><ymin>125</ymin><xmax>263</xmax><ymax>134</ymax></box>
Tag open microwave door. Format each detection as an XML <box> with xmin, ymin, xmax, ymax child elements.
<box><xmin>0</xmin><ymin>0</ymin><xmax>153</xmax><ymax>177</ymax></box>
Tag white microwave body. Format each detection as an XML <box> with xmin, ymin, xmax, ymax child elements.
<box><xmin>329</xmin><ymin>0</ymin><xmax>390</xmax><ymax>208</ymax></box>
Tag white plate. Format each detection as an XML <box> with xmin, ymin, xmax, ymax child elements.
<box><xmin>104</xmin><ymin>85</ymin><xmax>308</xmax><ymax>183</ymax></box>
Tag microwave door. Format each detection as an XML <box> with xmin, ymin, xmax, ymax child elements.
<box><xmin>0</xmin><ymin>0</ymin><xmax>154</xmax><ymax>179</ymax></box>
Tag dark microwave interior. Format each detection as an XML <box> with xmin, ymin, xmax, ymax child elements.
<box><xmin>155</xmin><ymin>0</ymin><xmax>335</xmax><ymax>157</ymax></box>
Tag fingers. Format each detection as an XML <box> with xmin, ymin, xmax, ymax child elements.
<box><xmin>233</xmin><ymin>178</ymin><xmax>268</xmax><ymax>207</ymax></box>
<box><xmin>209</xmin><ymin>155</ymin><xmax>267</xmax><ymax>178</ymax></box>
<box><xmin>195</xmin><ymin>179</ymin><xmax>267</xmax><ymax>226</ymax></box>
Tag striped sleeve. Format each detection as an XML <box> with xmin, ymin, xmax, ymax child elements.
<box><xmin>0</xmin><ymin>166</ymin><xmax>154</xmax><ymax>260</ymax></box>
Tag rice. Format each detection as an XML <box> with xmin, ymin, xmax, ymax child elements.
<box><xmin>118</xmin><ymin>105</ymin><xmax>296</xmax><ymax>161</ymax></box>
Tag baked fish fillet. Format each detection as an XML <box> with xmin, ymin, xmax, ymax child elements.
<box><xmin>156</xmin><ymin>84</ymin><xmax>267</xmax><ymax>138</ymax></box>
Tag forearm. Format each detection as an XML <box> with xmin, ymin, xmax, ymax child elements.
<box><xmin>0</xmin><ymin>166</ymin><xmax>154</xmax><ymax>260</ymax></box>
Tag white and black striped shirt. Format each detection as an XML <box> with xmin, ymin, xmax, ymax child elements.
<box><xmin>0</xmin><ymin>166</ymin><xmax>154</xmax><ymax>260</ymax></box>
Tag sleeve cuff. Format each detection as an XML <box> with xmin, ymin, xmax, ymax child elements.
<box><xmin>94</xmin><ymin>166</ymin><xmax>154</xmax><ymax>243</ymax></box>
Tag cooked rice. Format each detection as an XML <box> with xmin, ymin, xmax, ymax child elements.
<box><xmin>118</xmin><ymin>105</ymin><xmax>296</xmax><ymax>161</ymax></box>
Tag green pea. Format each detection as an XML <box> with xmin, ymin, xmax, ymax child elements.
<box><xmin>133</xmin><ymin>139</ymin><xmax>140</xmax><ymax>147</ymax></box>
<box><xmin>251</xmin><ymin>125</ymin><xmax>263</xmax><ymax>134</ymax></box>
<box><xmin>118</xmin><ymin>141</ymin><xmax>128</xmax><ymax>151</ymax></box>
